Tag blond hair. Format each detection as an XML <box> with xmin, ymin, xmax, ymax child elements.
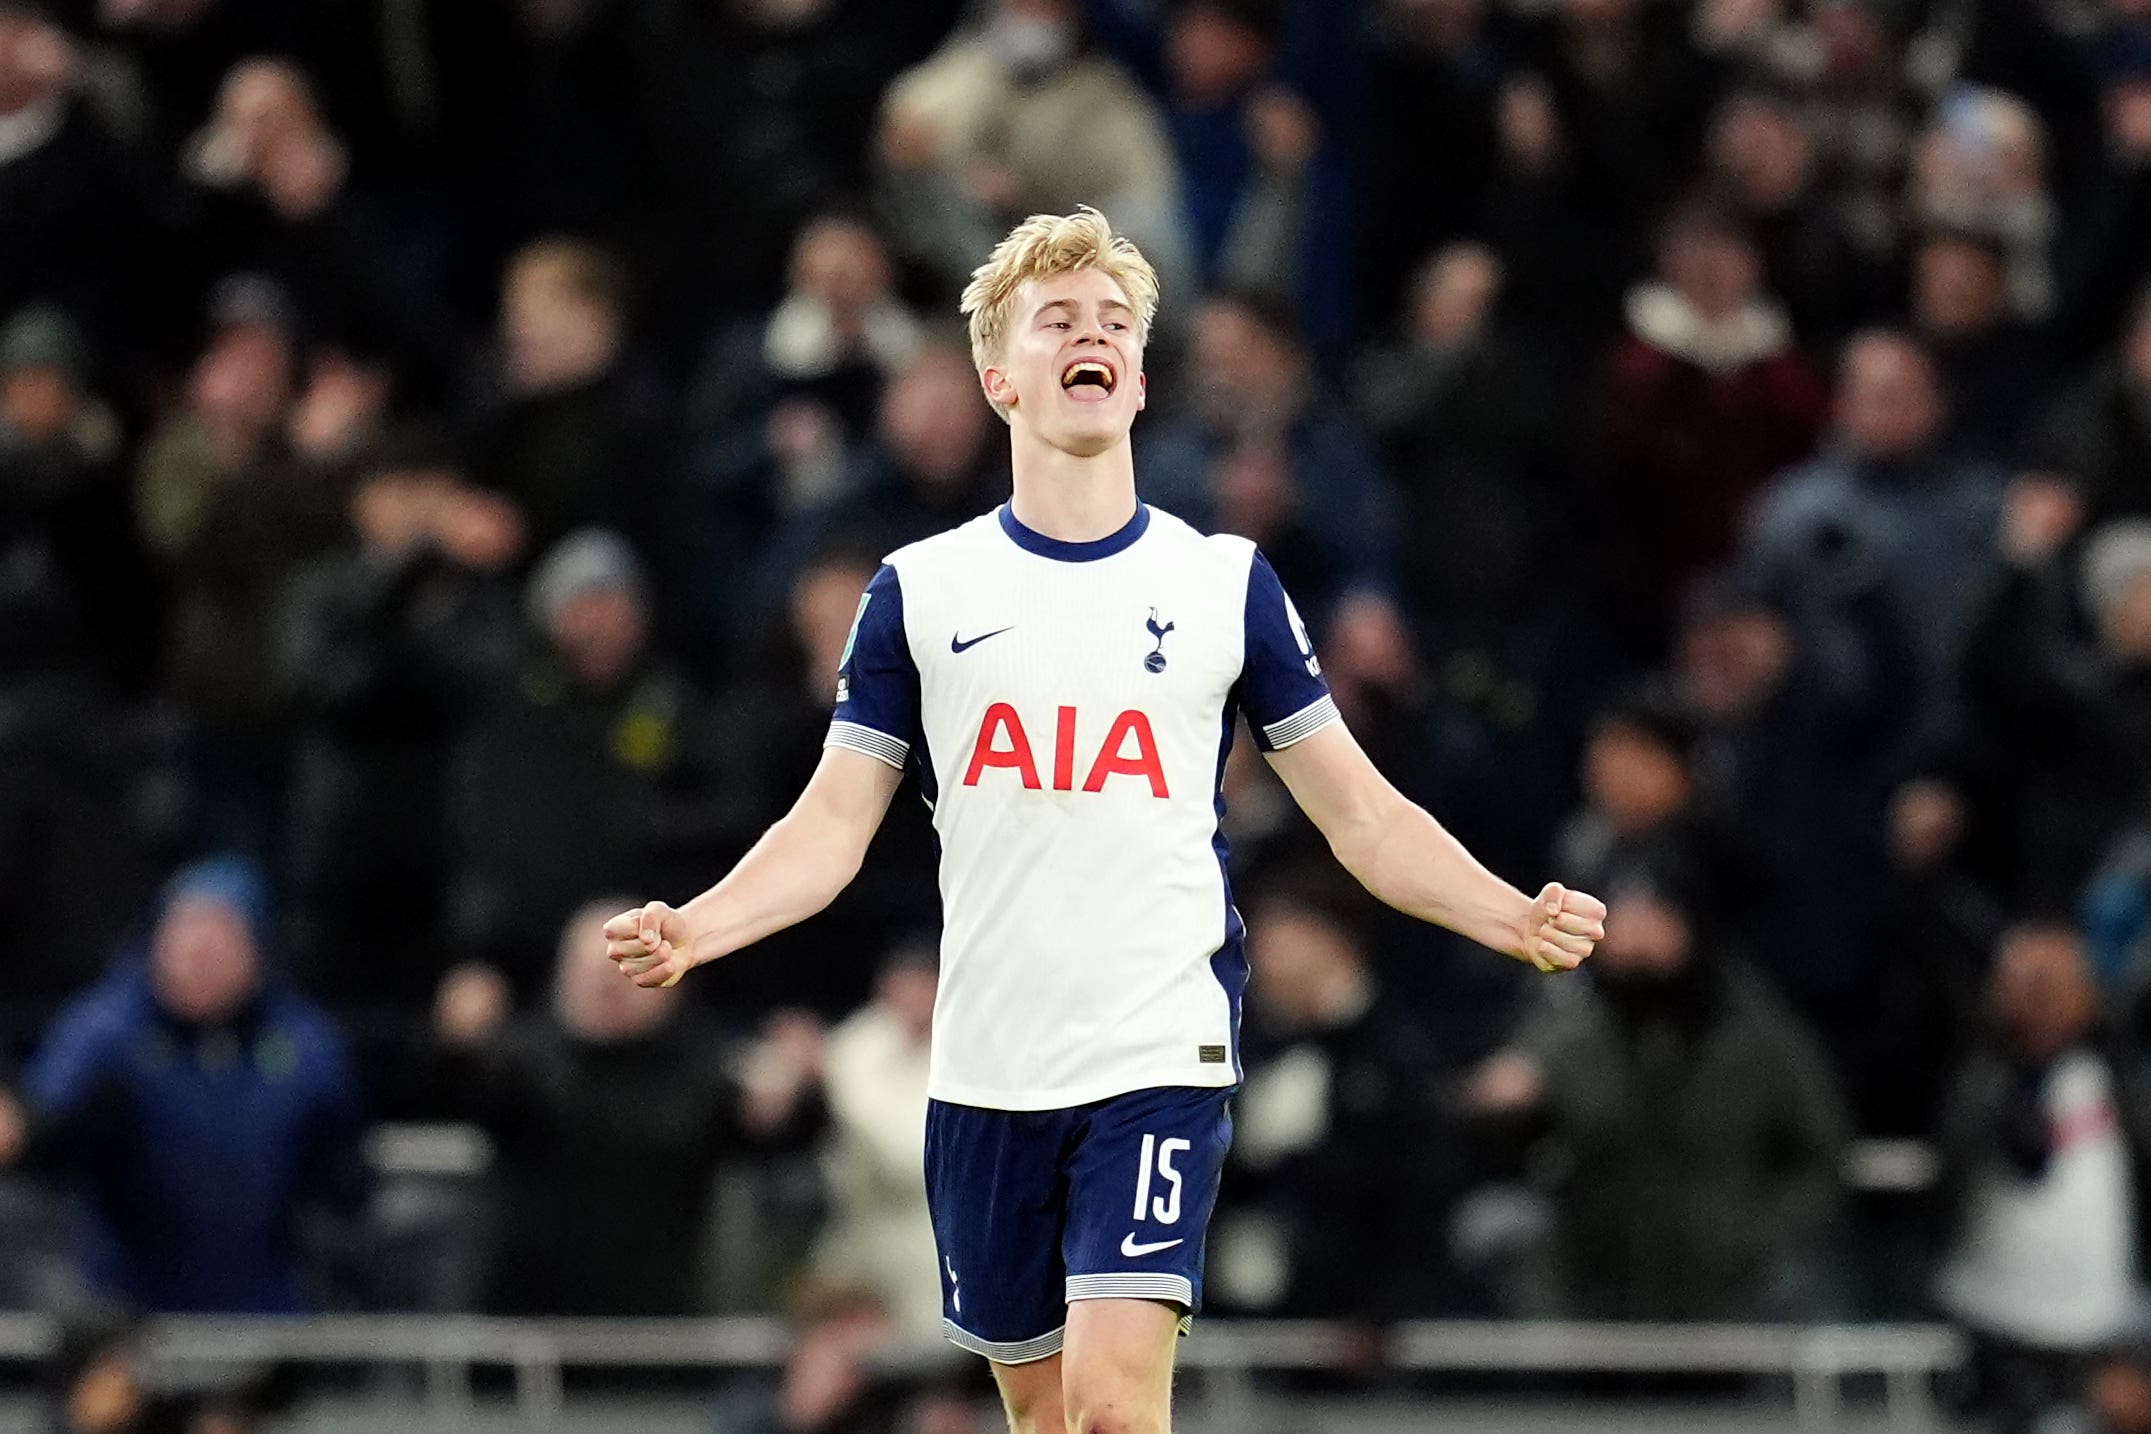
<box><xmin>959</xmin><ymin>207</ymin><xmax>1160</xmax><ymax>420</ymax></box>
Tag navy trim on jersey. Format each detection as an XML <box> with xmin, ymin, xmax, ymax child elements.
<box><xmin>1210</xmin><ymin>683</ymin><xmax>1248</xmax><ymax>1082</ymax></box>
<box><xmin>825</xmin><ymin>564</ymin><xmax>922</xmax><ymax>768</ymax></box>
<box><xmin>997</xmin><ymin>502</ymin><xmax>1151</xmax><ymax>562</ymax></box>
<box><xmin>1241</xmin><ymin>551</ymin><xmax>1337</xmax><ymax>752</ymax></box>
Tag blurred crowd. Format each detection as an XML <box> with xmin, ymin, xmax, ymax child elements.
<box><xmin>7</xmin><ymin>0</ymin><xmax>2151</xmax><ymax>1427</ymax></box>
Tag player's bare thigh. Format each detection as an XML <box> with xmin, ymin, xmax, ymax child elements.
<box><xmin>991</xmin><ymin>1299</ymin><xmax>1180</xmax><ymax>1434</ymax></box>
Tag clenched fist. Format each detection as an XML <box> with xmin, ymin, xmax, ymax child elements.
<box><xmin>604</xmin><ymin>900</ymin><xmax>696</xmax><ymax>988</ymax></box>
<box><xmin>1519</xmin><ymin>882</ymin><xmax>1607</xmax><ymax>973</ymax></box>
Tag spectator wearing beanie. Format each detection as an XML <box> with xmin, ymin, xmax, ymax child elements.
<box><xmin>0</xmin><ymin>857</ymin><xmax>363</xmax><ymax>1313</ymax></box>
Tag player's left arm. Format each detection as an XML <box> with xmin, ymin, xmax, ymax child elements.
<box><xmin>1265</xmin><ymin>722</ymin><xmax>1605</xmax><ymax>972</ymax></box>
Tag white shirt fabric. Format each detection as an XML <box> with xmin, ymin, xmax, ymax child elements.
<box><xmin>1938</xmin><ymin>1050</ymin><xmax>2146</xmax><ymax>1349</ymax></box>
<box><xmin>826</xmin><ymin>503</ymin><xmax>1337</xmax><ymax>1111</ymax></box>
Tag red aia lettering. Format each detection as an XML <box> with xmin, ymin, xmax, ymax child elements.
<box><xmin>1083</xmin><ymin>710</ymin><xmax>1169</xmax><ymax>798</ymax></box>
<box><xmin>961</xmin><ymin>705</ymin><xmax>1170</xmax><ymax>798</ymax></box>
<box><xmin>963</xmin><ymin>701</ymin><xmax>1042</xmax><ymax>789</ymax></box>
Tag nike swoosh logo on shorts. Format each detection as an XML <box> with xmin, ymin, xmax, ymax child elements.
<box><xmin>951</xmin><ymin>626</ymin><xmax>1014</xmax><ymax>653</ymax></box>
<box><xmin>1120</xmin><ymin>1234</ymin><xmax>1184</xmax><ymax>1258</ymax></box>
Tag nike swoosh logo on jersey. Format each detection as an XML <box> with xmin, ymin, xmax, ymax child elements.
<box><xmin>951</xmin><ymin>626</ymin><xmax>1014</xmax><ymax>653</ymax></box>
<box><xmin>1120</xmin><ymin>1234</ymin><xmax>1184</xmax><ymax>1258</ymax></box>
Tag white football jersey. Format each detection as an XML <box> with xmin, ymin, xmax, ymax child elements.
<box><xmin>826</xmin><ymin>503</ymin><xmax>1337</xmax><ymax>1111</ymax></box>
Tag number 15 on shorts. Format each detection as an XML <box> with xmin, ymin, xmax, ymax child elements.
<box><xmin>1133</xmin><ymin>1133</ymin><xmax>1189</xmax><ymax>1224</ymax></box>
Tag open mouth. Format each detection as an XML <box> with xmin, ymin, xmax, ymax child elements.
<box><xmin>1059</xmin><ymin>359</ymin><xmax>1117</xmax><ymax>398</ymax></box>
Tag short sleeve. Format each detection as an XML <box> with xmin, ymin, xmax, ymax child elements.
<box><xmin>1241</xmin><ymin>551</ymin><xmax>1339</xmax><ymax>751</ymax></box>
<box><xmin>824</xmin><ymin>564</ymin><xmax>920</xmax><ymax>770</ymax></box>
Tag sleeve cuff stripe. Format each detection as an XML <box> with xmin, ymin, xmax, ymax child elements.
<box><xmin>1261</xmin><ymin>694</ymin><xmax>1341</xmax><ymax>749</ymax></box>
<box><xmin>826</xmin><ymin>720</ymin><xmax>910</xmax><ymax>770</ymax></box>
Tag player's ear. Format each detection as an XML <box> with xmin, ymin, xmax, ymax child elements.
<box><xmin>1136</xmin><ymin>372</ymin><xmax>1147</xmax><ymax>411</ymax></box>
<box><xmin>981</xmin><ymin>365</ymin><xmax>1016</xmax><ymax>412</ymax></box>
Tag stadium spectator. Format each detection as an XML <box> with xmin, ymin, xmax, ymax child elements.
<box><xmin>135</xmin><ymin>275</ymin><xmax>351</xmax><ymax>855</ymax></box>
<box><xmin>1518</xmin><ymin>0</ymin><xmax>1718</xmax><ymax>248</ymax></box>
<box><xmin>0</xmin><ymin>4</ymin><xmax>157</xmax><ymax>352</ymax></box>
<box><xmin>1911</xmin><ymin>228</ymin><xmax>2051</xmax><ymax>463</ymax></box>
<box><xmin>1466</xmin><ymin>861</ymin><xmax>1849</xmax><ymax>1320</ymax></box>
<box><xmin>468</xmin><ymin>238</ymin><xmax>669</xmax><ymax>564</ymax></box>
<box><xmin>1208</xmin><ymin>878</ymin><xmax>1448</xmax><ymax>1319</ymax></box>
<box><xmin>0</xmin><ymin>857</ymin><xmax>364</xmax><ymax>1313</ymax></box>
<box><xmin>704</xmin><ymin>544</ymin><xmax>942</xmax><ymax>1018</ymax></box>
<box><xmin>1909</xmin><ymin>87</ymin><xmax>2056</xmax><ymax>323</ymax></box>
<box><xmin>1352</xmin><ymin>243</ymin><xmax>1580</xmax><ymax>649</ymax></box>
<box><xmin>1701</xmin><ymin>87</ymin><xmax>1875</xmax><ymax>350</ymax></box>
<box><xmin>1139</xmin><ymin>286</ymin><xmax>1396</xmax><ymax>609</ymax></box>
<box><xmin>1143</xmin><ymin>0</ymin><xmax>1323</xmax><ymax>303</ymax></box>
<box><xmin>619</xmin><ymin>0</ymin><xmax>958</xmax><ymax>331</ymax></box>
<box><xmin>1355</xmin><ymin>0</ymin><xmax>1505</xmax><ymax>326</ymax></box>
<box><xmin>1596</xmin><ymin>201</ymin><xmax>1828</xmax><ymax>634</ymax></box>
<box><xmin>1961</xmin><ymin>490</ymin><xmax>2151</xmax><ymax>910</ymax></box>
<box><xmin>426</xmin><ymin>900</ymin><xmax>824</xmax><ymax>1315</ymax></box>
<box><xmin>0</xmin><ymin>304</ymin><xmax>148</xmax><ymax>690</ymax></box>
<box><xmin>1671</xmin><ymin>571</ymin><xmax>1904</xmax><ymax>1066</ymax></box>
<box><xmin>175</xmin><ymin>57</ymin><xmax>453</xmax><ymax>398</ymax></box>
<box><xmin>1554</xmin><ymin>688</ymin><xmax>1760</xmax><ymax>920</ymax></box>
<box><xmin>875</xmin><ymin>0</ymin><xmax>1189</xmax><ymax>299</ymax></box>
<box><xmin>1936</xmin><ymin>923</ymin><xmax>2151</xmax><ymax>1434</ymax></box>
<box><xmin>808</xmin><ymin>942</ymin><xmax>940</xmax><ymax>1342</ymax></box>
<box><xmin>277</xmin><ymin>433</ymin><xmax>524</xmax><ymax>1015</ymax></box>
<box><xmin>742</xmin><ymin>340</ymin><xmax>1009</xmax><ymax>636</ymax></box>
<box><xmin>449</xmin><ymin>529</ymin><xmax>725</xmax><ymax>992</ymax></box>
<box><xmin>1863</xmin><ymin>774</ymin><xmax>2007</xmax><ymax>1138</ymax></box>
<box><xmin>2051</xmin><ymin>26</ymin><xmax>2151</xmax><ymax>370</ymax></box>
<box><xmin>1744</xmin><ymin>329</ymin><xmax>2008</xmax><ymax>723</ymax></box>
<box><xmin>688</xmin><ymin>216</ymin><xmax>925</xmax><ymax>536</ymax></box>
<box><xmin>2031</xmin><ymin>284</ymin><xmax>2151</xmax><ymax>524</ymax></box>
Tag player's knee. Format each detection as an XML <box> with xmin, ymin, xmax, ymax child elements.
<box><xmin>996</xmin><ymin>1364</ymin><xmax>1065</xmax><ymax>1434</ymax></box>
<box><xmin>1063</xmin><ymin>1383</ymin><xmax>1165</xmax><ymax>1434</ymax></box>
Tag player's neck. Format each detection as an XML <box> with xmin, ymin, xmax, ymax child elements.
<box><xmin>1007</xmin><ymin>431</ymin><xmax>1139</xmax><ymax>542</ymax></box>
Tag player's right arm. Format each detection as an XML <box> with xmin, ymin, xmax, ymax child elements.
<box><xmin>607</xmin><ymin>747</ymin><xmax>905</xmax><ymax>988</ymax></box>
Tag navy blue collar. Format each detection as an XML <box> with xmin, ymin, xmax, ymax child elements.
<box><xmin>998</xmin><ymin>502</ymin><xmax>1149</xmax><ymax>562</ymax></box>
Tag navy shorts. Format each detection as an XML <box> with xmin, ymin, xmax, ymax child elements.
<box><xmin>924</xmin><ymin>1084</ymin><xmax>1235</xmax><ymax>1363</ymax></box>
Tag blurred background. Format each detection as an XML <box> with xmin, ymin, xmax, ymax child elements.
<box><xmin>3</xmin><ymin>0</ymin><xmax>2151</xmax><ymax>1428</ymax></box>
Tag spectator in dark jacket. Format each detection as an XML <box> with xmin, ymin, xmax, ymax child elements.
<box><xmin>1209</xmin><ymin>876</ymin><xmax>1449</xmax><ymax>1319</ymax></box>
<box><xmin>1354</xmin><ymin>0</ymin><xmax>1505</xmax><ymax>326</ymax></box>
<box><xmin>1936</xmin><ymin>922</ymin><xmax>2151</xmax><ymax>1434</ymax></box>
<box><xmin>0</xmin><ymin>5</ymin><xmax>159</xmax><ymax>354</ymax></box>
<box><xmin>135</xmin><ymin>276</ymin><xmax>351</xmax><ymax>856</ymax></box>
<box><xmin>277</xmin><ymin>435</ymin><xmax>524</xmax><ymax>1013</ymax></box>
<box><xmin>700</xmin><ymin>544</ymin><xmax>942</xmax><ymax>1019</ymax></box>
<box><xmin>1962</xmin><ymin>489</ymin><xmax>2151</xmax><ymax>910</ymax></box>
<box><xmin>175</xmin><ymin>57</ymin><xmax>456</xmax><ymax>399</ymax></box>
<box><xmin>740</xmin><ymin>340</ymin><xmax>1010</xmax><ymax>642</ymax></box>
<box><xmin>0</xmin><ymin>305</ymin><xmax>149</xmax><ymax>690</ymax></box>
<box><xmin>1554</xmin><ymin>687</ymin><xmax>1762</xmax><ymax>924</ymax></box>
<box><xmin>1353</xmin><ymin>243</ymin><xmax>1581</xmax><ymax>649</ymax></box>
<box><xmin>1911</xmin><ymin>229</ymin><xmax>2052</xmax><ymax>465</ymax></box>
<box><xmin>1139</xmin><ymin>286</ymin><xmax>1396</xmax><ymax>610</ymax></box>
<box><xmin>1701</xmin><ymin>87</ymin><xmax>1877</xmax><ymax>351</ymax></box>
<box><xmin>1745</xmin><ymin>330</ymin><xmax>2009</xmax><ymax>726</ymax></box>
<box><xmin>426</xmin><ymin>900</ymin><xmax>824</xmax><ymax>1315</ymax></box>
<box><xmin>1466</xmin><ymin>861</ymin><xmax>1849</xmax><ymax>1321</ymax></box>
<box><xmin>449</xmin><ymin>529</ymin><xmax>726</xmax><ymax>993</ymax></box>
<box><xmin>1596</xmin><ymin>202</ymin><xmax>1829</xmax><ymax>635</ymax></box>
<box><xmin>469</xmin><ymin>239</ymin><xmax>670</xmax><ymax>564</ymax></box>
<box><xmin>2030</xmin><ymin>284</ymin><xmax>2151</xmax><ymax>525</ymax></box>
<box><xmin>1673</xmin><ymin>571</ymin><xmax>1899</xmax><ymax>1055</ymax></box>
<box><xmin>0</xmin><ymin>857</ymin><xmax>364</xmax><ymax>1313</ymax></box>
<box><xmin>688</xmin><ymin>215</ymin><xmax>926</xmax><ymax>532</ymax></box>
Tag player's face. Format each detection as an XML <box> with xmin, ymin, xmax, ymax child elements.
<box><xmin>985</xmin><ymin>268</ymin><xmax>1147</xmax><ymax>458</ymax></box>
